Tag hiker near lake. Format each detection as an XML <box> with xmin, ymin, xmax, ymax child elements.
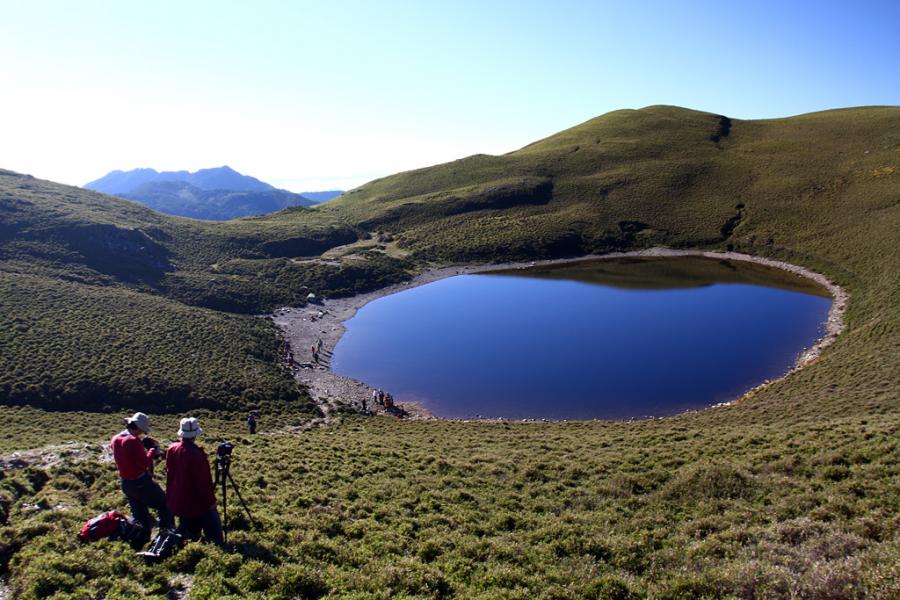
<box><xmin>110</xmin><ymin>412</ymin><xmax>174</xmax><ymax>533</ymax></box>
<box><xmin>165</xmin><ymin>417</ymin><xmax>223</xmax><ymax>545</ymax></box>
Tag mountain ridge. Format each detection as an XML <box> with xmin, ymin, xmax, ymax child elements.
<box><xmin>84</xmin><ymin>165</ymin><xmax>321</xmax><ymax>220</ymax></box>
<box><xmin>300</xmin><ymin>190</ymin><xmax>344</xmax><ymax>203</ymax></box>
<box><xmin>84</xmin><ymin>165</ymin><xmax>274</xmax><ymax>194</ymax></box>
<box><xmin>119</xmin><ymin>180</ymin><xmax>315</xmax><ymax>220</ymax></box>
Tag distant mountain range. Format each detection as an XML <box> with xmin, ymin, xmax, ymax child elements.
<box><xmin>298</xmin><ymin>190</ymin><xmax>344</xmax><ymax>203</ymax></box>
<box><xmin>83</xmin><ymin>166</ymin><xmax>342</xmax><ymax>220</ymax></box>
<box><xmin>85</xmin><ymin>165</ymin><xmax>274</xmax><ymax>195</ymax></box>
<box><xmin>119</xmin><ymin>180</ymin><xmax>317</xmax><ymax>221</ymax></box>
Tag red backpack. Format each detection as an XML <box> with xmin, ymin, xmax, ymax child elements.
<box><xmin>78</xmin><ymin>511</ymin><xmax>148</xmax><ymax>547</ymax></box>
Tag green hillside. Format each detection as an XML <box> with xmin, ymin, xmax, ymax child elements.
<box><xmin>321</xmin><ymin>106</ymin><xmax>898</xmax><ymax>273</ymax></box>
<box><xmin>0</xmin><ymin>106</ymin><xmax>898</xmax><ymax>597</ymax></box>
<box><xmin>0</xmin><ymin>170</ymin><xmax>408</xmax><ymax>412</ymax></box>
<box><xmin>310</xmin><ymin>105</ymin><xmax>899</xmax><ymax>424</ymax></box>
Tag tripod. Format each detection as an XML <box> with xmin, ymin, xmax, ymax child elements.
<box><xmin>214</xmin><ymin>450</ymin><xmax>258</xmax><ymax>544</ymax></box>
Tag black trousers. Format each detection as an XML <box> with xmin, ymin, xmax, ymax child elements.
<box><xmin>121</xmin><ymin>473</ymin><xmax>174</xmax><ymax>530</ymax></box>
<box><xmin>177</xmin><ymin>509</ymin><xmax>224</xmax><ymax>545</ymax></box>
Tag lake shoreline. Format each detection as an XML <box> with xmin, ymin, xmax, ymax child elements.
<box><xmin>272</xmin><ymin>248</ymin><xmax>847</xmax><ymax>422</ymax></box>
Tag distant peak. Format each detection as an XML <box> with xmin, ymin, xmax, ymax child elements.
<box><xmin>197</xmin><ymin>165</ymin><xmax>240</xmax><ymax>175</ymax></box>
<box><xmin>85</xmin><ymin>164</ymin><xmax>274</xmax><ymax>194</ymax></box>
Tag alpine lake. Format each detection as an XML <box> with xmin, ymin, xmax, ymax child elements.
<box><xmin>331</xmin><ymin>256</ymin><xmax>833</xmax><ymax>420</ymax></box>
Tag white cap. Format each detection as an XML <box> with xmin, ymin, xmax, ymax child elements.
<box><xmin>178</xmin><ymin>417</ymin><xmax>202</xmax><ymax>438</ymax></box>
<box><xmin>126</xmin><ymin>412</ymin><xmax>152</xmax><ymax>433</ymax></box>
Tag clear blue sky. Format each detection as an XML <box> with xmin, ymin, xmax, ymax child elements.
<box><xmin>1</xmin><ymin>0</ymin><xmax>898</xmax><ymax>191</ymax></box>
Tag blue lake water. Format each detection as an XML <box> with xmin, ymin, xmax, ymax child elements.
<box><xmin>331</xmin><ymin>257</ymin><xmax>832</xmax><ymax>420</ymax></box>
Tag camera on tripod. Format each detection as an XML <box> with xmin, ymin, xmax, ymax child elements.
<box><xmin>213</xmin><ymin>441</ymin><xmax>257</xmax><ymax>543</ymax></box>
<box><xmin>217</xmin><ymin>442</ymin><xmax>234</xmax><ymax>459</ymax></box>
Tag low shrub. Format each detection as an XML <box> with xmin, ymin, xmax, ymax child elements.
<box><xmin>660</xmin><ymin>461</ymin><xmax>758</xmax><ymax>503</ymax></box>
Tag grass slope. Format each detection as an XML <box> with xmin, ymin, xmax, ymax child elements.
<box><xmin>315</xmin><ymin>105</ymin><xmax>900</xmax><ymax>424</ymax></box>
<box><xmin>0</xmin><ymin>170</ymin><xmax>410</xmax><ymax>411</ymax></box>
<box><xmin>0</xmin><ymin>274</ymin><xmax>303</xmax><ymax>413</ymax></box>
<box><xmin>0</xmin><ymin>414</ymin><xmax>896</xmax><ymax>598</ymax></box>
<box><xmin>0</xmin><ymin>105</ymin><xmax>898</xmax><ymax>597</ymax></box>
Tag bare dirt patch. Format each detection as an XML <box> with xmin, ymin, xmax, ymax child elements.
<box><xmin>0</xmin><ymin>441</ymin><xmax>112</xmax><ymax>472</ymax></box>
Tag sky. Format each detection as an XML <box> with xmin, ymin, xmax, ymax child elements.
<box><xmin>1</xmin><ymin>1</ymin><xmax>898</xmax><ymax>192</ymax></box>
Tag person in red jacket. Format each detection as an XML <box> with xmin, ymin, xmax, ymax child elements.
<box><xmin>110</xmin><ymin>412</ymin><xmax>174</xmax><ymax>533</ymax></box>
<box><xmin>165</xmin><ymin>417</ymin><xmax>223</xmax><ymax>545</ymax></box>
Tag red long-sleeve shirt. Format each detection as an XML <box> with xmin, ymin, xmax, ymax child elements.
<box><xmin>111</xmin><ymin>430</ymin><xmax>155</xmax><ymax>480</ymax></box>
<box><xmin>165</xmin><ymin>440</ymin><xmax>216</xmax><ymax>518</ymax></box>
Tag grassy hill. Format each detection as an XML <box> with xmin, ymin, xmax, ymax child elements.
<box><xmin>312</xmin><ymin>105</ymin><xmax>899</xmax><ymax>422</ymax></box>
<box><xmin>321</xmin><ymin>106</ymin><xmax>897</xmax><ymax>268</ymax></box>
<box><xmin>0</xmin><ymin>105</ymin><xmax>897</xmax><ymax>597</ymax></box>
<box><xmin>0</xmin><ymin>170</ymin><xmax>408</xmax><ymax>412</ymax></box>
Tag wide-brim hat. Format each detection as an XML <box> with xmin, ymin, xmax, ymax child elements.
<box><xmin>178</xmin><ymin>417</ymin><xmax>202</xmax><ymax>438</ymax></box>
<box><xmin>125</xmin><ymin>412</ymin><xmax>151</xmax><ymax>433</ymax></box>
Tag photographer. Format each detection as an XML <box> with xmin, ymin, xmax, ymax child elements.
<box><xmin>165</xmin><ymin>417</ymin><xmax>223</xmax><ymax>545</ymax></box>
<box><xmin>110</xmin><ymin>412</ymin><xmax>174</xmax><ymax>533</ymax></box>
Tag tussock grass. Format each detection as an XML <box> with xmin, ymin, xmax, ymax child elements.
<box><xmin>0</xmin><ymin>415</ymin><xmax>897</xmax><ymax>597</ymax></box>
<box><xmin>0</xmin><ymin>273</ymin><xmax>314</xmax><ymax>413</ymax></box>
<box><xmin>658</xmin><ymin>461</ymin><xmax>758</xmax><ymax>503</ymax></box>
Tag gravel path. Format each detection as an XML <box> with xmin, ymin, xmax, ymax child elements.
<box><xmin>272</xmin><ymin>248</ymin><xmax>848</xmax><ymax>419</ymax></box>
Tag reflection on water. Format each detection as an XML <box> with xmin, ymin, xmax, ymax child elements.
<box><xmin>332</xmin><ymin>257</ymin><xmax>832</xmax><ymax>420</ymax></box>
<box><xmin>489</xmin><ymin>256</ymin><xmax>831</xmax><ymax>296</ymax></box>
